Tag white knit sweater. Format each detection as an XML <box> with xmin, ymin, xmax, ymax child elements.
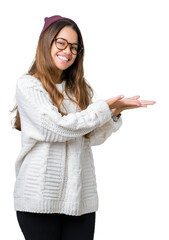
<box><xmin>13</xmin><ymin>74</ymin><xmax>122</xmax><ymax>216</ymax></box>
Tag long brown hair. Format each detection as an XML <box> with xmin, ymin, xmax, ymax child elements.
<box><xmin>10</xmin><ymin>19</ymin><xmax>95</xmax><ymax>138</ymax></box>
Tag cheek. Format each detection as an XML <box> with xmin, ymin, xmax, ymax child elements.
<box><xmin>51</xmin><ymin>45</ymin><xmax>58</xmax><ymax>59</ymax></box>
<box><xmin>71</xmin><ymin>56</ymin><xmax>77</xmax><ymax>65</ymax></box>
<box><xmin>50</xmin><ymin>41</ymin><xmax>61</xmax><ymax>57</ymax></box>
<box><xmin>51</xmin><ymin>42</ymin><xmax>55</xmax><ymax>53</ymax></box>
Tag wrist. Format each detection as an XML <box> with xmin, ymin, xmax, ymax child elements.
<box><xmin>111</xmin><ymin>112</ymin><xmax>121</xmax><ymax>122</ymax></box>
<box><xmin>111</xmin><ymin>108</ymin><xmax>121</xmax><ymax>117</ymax></box>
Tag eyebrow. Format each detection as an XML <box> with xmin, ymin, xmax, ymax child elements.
<box><xmin>56</xmin><ymin>37</ymin><xmax>78</xmax><ymax>44</ymax></box>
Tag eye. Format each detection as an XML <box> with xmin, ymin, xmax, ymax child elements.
<box><xmin>57</xmin><ymin>41</ymin><xmax>66</xmax><ymax>46</ymax></box>
<box><xmin>55</xmin><ymin>38</ymin><xmax>67</xmax><ymax>49</ymax></box>
<box><xmin>71</xmin><ymin>44</ymin><xmax>78</xmax><ymax>51</ymax></box>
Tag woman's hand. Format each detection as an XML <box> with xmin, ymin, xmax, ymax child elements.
<box><xmin>106</xmin><ymin>95</ymin><xmax>143</xmax><ymax>110</ymax></box>
<box><xmin>109</xmin><ymin>95</ymin><xmax>156</xmax><ymax>116</ymax></box>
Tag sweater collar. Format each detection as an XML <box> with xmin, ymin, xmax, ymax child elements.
<box><xmin>56</xmin><ymin>80</ymin><xmax>66</xmax><ymax>91</ymax></box>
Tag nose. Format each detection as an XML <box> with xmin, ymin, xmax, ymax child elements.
<box><xmin>63</xmin><ymin>44</ymin><xmax>72</xmax><ymax>55</ymax></box>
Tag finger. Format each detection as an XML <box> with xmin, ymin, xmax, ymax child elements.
<box><xmin>139</xmin><ymin>104</ymin><xmax>147</xmax><ymax>107</ymax></box>
<box><xmin>120</xmin><ymin>99</ymin><xmax>141</xmax><ymax>106</ymax></box>
<box><xmin>122</xmin><ymin>106</ymin><xmax>139</xmax><ymax>110</ymax></box>
<box><xmin>109</xmin><ymin>95</ymin><xmax>125</xmax><ymax>103</ymax></box>
<box><xmin>139</xmin><ymin>100</ymin><xmax>156</xmax><ymax>105</ymax></box>
<box><xmin>125</xmin><ymin>95</ymin><xmax>140</xmax><ymax>100</ymax></box>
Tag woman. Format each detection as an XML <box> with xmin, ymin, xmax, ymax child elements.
<box><xmin>11</xmin><ymin>15</ymin><xmax>155</xmax><ymax>240</ymax></box>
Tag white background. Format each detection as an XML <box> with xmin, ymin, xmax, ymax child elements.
<box><xmin>1</xmin><ymin>0</ymin><xmax>169</xmax><ymax>239</ymax></box>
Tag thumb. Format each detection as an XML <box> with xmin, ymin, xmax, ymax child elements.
<box><xmin>109</xmin><ymin>95</ymin><xmax>125</xmax><ymax>103</ymax></box>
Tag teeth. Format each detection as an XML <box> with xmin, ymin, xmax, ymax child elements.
<box><xmin>58</xmin><ymin>55</ymin><xmax>69</xmax><ymax>61</ymax></box>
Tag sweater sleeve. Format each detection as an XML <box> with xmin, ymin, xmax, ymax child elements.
<box><xmin>88</xmin><ymin>117</ymin><xmax>122</xmax><ymax>146</ymax></box>
<box><xmin>16</xmin><ymin>76</ymin><xmax>113</xmax><ymax>142</ymax></box>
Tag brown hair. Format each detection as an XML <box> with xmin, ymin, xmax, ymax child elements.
<box><xmin>10</xmin><ymin>19</ymin><xmax>95</xmax><ymax>138</ymax></box>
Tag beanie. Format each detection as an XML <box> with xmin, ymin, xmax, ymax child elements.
<box><xmin>39</xmin><ymin>15</ymin><xmax>77</xmax><ymax>38</ymax></box>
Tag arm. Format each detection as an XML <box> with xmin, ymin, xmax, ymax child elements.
<box><xmin>88</xmin><ymin>94</ymin><xmax>156</xmax><ymax>147</ymax></box>
<box><xmin>88</xmin><ymin>116</ymin><xmax>122</xmax><ymax>147</ymax></box>
<box><xmin>16</xmin><ymin>76</ymin><xmax>113</xmax><ymax>142</ymax></box>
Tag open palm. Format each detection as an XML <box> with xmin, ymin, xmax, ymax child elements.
<box><xmin>106</xmin><ymin>95</ymin><xmax>156</xmax><ymax>116</ymax></box>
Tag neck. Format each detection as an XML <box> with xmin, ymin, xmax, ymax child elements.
<box><xmin>53</xmin><ymin>69</ymin><xmax>63</xmax><ymax>84</ymax></box>
<box><xmin>55</xmin><ymin>71</ymin><xmax>63</xmax><ymax>84</ymax></box>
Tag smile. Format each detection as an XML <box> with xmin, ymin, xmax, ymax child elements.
<box><xmin>57</xmin><ymin>54</ymin><xmax>70</xmax><ymax>62</ymax></box>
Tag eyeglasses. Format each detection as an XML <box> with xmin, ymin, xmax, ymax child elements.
<box><xmin>54</xmin><ymin>37</ymin><xmax>83</xmax><ymax>55</ymax></box>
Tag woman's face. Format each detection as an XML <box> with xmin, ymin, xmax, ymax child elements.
<box><xmin>51</xmin><ymin>26</ymin><xmax>78</xmax><ymax>72</ymax></box>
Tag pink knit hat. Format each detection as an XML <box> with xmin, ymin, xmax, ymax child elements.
<box><xmin>39</xmin><ymin>15</ymin><xmax>77</xmax><ymax>38</ymax></box>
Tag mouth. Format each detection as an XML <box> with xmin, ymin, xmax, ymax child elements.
<box><xmin>57</xmin><ymin>54</ymin><xmax>71</xmax><ymax>62</ymax></box>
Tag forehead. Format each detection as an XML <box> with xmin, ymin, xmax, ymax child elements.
<box><xmin>56</xmin><ymin>26</ymin><xmax>78</xmax><ymax>43</ymax></box>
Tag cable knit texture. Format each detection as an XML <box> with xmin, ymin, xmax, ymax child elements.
<box><xmin>13</xmin><ymin>74</ymin><xmax>122</xmax><ymax>216</ymax></box>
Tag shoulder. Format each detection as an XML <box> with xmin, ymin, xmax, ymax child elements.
<box><xmin>16</xmin><ymin>74</ymin><xmax>53</xmax><ymax>104</ymax></box>
<box><xmin>16</xmin><ymin>74</ymin><xmax>43</xmax><ymax>90</ymax></box>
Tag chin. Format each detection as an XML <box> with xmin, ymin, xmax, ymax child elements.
<box><xmin>58</xmin><ymin>66</ymin><xmax>70</xmax><ymax>71</ymax></box>
<box><xmin>56</xmin><ymin>63</ymin><xmax>72</xmax><ymax>71</ymax></box>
